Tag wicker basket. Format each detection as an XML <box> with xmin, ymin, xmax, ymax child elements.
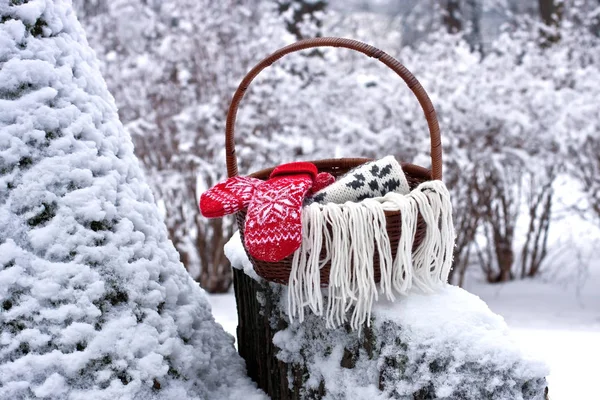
<box><xmin>225</xmin><ymin>37</ymin><xmax>442</xmax><ymax>285</ymax></box>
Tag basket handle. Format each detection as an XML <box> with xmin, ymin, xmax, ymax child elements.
<box><xmin>225</xmin><ymin>37</ymin><xmax>442</xmax><ymax>180</ymax></box>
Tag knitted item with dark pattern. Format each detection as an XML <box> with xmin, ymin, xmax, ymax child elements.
<box><xmin>307</xmin><ymin>155</ymin><xmax>410</xmax><ymax>204</ymax></box>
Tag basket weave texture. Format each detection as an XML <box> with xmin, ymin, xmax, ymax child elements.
<box><xmin>225</xmin><ymin>38</ymin><xmax>442</xmax><ymax>285</ymax></box>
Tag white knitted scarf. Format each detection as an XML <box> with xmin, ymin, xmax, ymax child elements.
<box><xmin>287</xmin><ymin>180</ymin><xmax>455</xmax><ymax>330</ymax></box>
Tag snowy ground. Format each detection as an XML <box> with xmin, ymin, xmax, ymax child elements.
<box><xmin>464</xmin><ymin>274</ymin><xmax>600</xmax><ymax>400</ymax></box>
<box><xmin>208</xmin><ymin>264</ymin><xmax>600</xmax><ymax>400</ymax></box>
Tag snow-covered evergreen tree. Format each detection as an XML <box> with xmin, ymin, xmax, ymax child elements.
<box><xmin>0</xmin><ymin>1</ymin><xmax>264</xmax><ymax>398</ymax></box>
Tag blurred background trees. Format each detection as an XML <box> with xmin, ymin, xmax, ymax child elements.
<box><xmin>73</xmin><ymin>0</ymin><xmax>600</xmax><ymax>292</ymax></box>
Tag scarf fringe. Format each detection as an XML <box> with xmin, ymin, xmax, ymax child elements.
<box><xmin>287</xmin><ymin>180</ymin><xmax>455</xmax><ymax>331</ymax></box>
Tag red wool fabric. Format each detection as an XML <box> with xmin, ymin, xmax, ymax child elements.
<box><xmin>199</xmin><ymin>162</ymin><xmax>336</xmax><ymax>262</ymax></box>
<box><xmin>244</xmin><ymin>163</ymin><xmax>318</xmax><ymax>262</ymax></box>
<box><xmin>199</xmin><ymin>176</ymin><xmax>261</xmax><ymax>218</ymax></box>
<box><xmin>310</xmin><ymin>172</ymin><xmax>336</xmax><ymax>194</ymax></box>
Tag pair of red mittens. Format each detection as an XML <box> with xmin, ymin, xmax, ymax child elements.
<box><xmin>199</xmin><ymin>162</ymin><xmax>335</xmax><ymax>262</ymax></box>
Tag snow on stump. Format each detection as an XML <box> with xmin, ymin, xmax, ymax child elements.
<box><xmin>0</xmin><ymin>1</ymin><xmax>265</xmax><ymax>399</ymax></box>
<box><xmin>226</xmin><ymin>233</ymin><xmax>550</xmax><ymax>400</ymax></box>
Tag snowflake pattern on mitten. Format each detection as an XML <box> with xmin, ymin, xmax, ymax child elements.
<box><xmin>244</xmin><ymin>163</ymin><xmax>317</xmax><ymax>262</ymax></box>
<box><xmin>199</xmin><ymin>176</ymin><xmax>262</xmax><ymax>218</ymax></box>
<box><xmin>200</xmin><ymin>162</ymin><xmax>335</xmax><ymax>262</ymax></box>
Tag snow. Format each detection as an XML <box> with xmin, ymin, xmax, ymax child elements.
<box><xmin>212</xmin><ymin>230</ymin><xmax>600</xmax><ymax>399</ymax></box>
<box><xmin>0</xmin><ymin>1</ymin><xmax>265</xmax><ymax>399</ymax></box>
<box><xmin>224</xmin><ymin>231</ymin><xmax>263</xmax><ymax>282</ymax></box>
<box><xmin>372</xmin><ymin>288</ymin><xmax>549</xmax><ymax>398</ymax></box>
<box><xmin>278</xmin><ymin>286</ymin><xmax>547</xmax><ymax>399</ymax></box>
<box><xmin>209</xmin><ymin>282</ymin><xmax>597</xmax><ymax>400</ymax></box>
<box><xmin>511</xmin><ymin>329</ymin><xmax>598</xmax><ymax>400</ymax></box>
<box><xmin>463</xmin><ymin>266</ymin><xmax>600</xmax><ymax>400</ymax></box>
<box><xmin>221</xmin><ymin>235</ymin><xmax>548</xmax><ymax>399</ymax></box>
<box><xmin>33</xmin><ymin>373</ymin><xmax>68</xmax><ymax>398</ymax></box>
<box><xmin>459</xmin><ymin>181</ymin><xmax>600</xmax><ymax>400</ymax></box>
<box><xmin>465</xmin><ymin>275</ymin><xmax>600</xmax><ymax>331</ymax></box>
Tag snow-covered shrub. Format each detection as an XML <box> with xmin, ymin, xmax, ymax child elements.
<box><xmin>0</xmin><ymin>1</ymin><xmax>264</xmax><ymax>398</ymax></box>
<box><xmin>73</xmin><ymin>0</ymin><xmax>600</xmax><ymax>289</ymax></box>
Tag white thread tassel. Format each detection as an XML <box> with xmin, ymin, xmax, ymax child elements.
<box><xmin>287</xmin><ymin>180</ymin><xmax>455</xmax><ymax>330</ymax></box>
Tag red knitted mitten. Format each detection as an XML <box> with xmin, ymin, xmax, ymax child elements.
<box><xmin>244</xmin><ymin>162</ymin><xmax>318</xmax><ymax>262</ymax></box>
<box><xmin>310</xmin><ymin>172</ymin><xmax>336</xmax><ymax>195</ymax></box>
<box><xmin>199</xmin><ymin>176</ymin><xmax>262</xmax><ymax>218</ymax></box>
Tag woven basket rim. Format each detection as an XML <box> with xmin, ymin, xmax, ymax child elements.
<box><xmin>247</xmin><ymin>158</ymin><xmax>432</xmax><ymax>181</ymax></box>
<box><xmin>234</xmin><ymin>159</ymin><xmax>432</xmax><ymax>285</ymax></box>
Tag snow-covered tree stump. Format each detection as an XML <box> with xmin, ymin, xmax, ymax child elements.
<box><xmin>0</xmin><ymin>1</ymin><xmax>265</xmax><ymax>399</ymax></box>
<box><xmin>226</xmin><ymin>233</ymin><xmax>549</xmax><ymax>400</ymax></box>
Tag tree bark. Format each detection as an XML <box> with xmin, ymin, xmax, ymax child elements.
<box><xmin>538</xmin><ymin>0</ymin><xmax>564</xmax><ymax>28</ymax></box>
<box><xmin>538</xmin><ymin>0</ymin><xmax>564</xmax><ymax>45</ymax></box>
<box><xmin>198</xmin><ymin>217</ymin><xmax>234</xmax><ymax>293</ymax></box>
<box><xmin>232</xmin><ymin>267</ymin><xmax>549</xmax><ymax>399</ymax></box>
<box><xmin>277</xmin><ymin>0</ymin><xmax>328</xmax><ymax>40</ymax></box>
<box><xmin>233</xmin><ymin>268</ymin><xmax>295</xmax><ymax>399</ymax></box>
<box><xmin>464</xmin><ymin>0</ymin><xmax>482</xmax><ymax>51</ymax></box>
<box><xmin>441</xmin><ymin>0</ymin><xmax>463</xmax><ymax>34</ymax></box>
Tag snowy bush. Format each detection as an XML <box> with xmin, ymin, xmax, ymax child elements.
<box><xmin>73</xmin><ymin>0</ymin><xmax>600</xmax><ymax>289</ymax></box>
<box><xmin>329</xmin><ymin>8</ymin><xmax>600</xmax><ymax>282</ymax></box>
<box><xmin>0</xmin><ymin>1</ymin><xmax>264</xmax><ymax>398</ymax></box>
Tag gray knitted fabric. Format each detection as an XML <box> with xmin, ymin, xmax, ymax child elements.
<box><xmin>308</xmin><ymin>156</ymin><xmax>410</xmax><ymax>204</ymax></box>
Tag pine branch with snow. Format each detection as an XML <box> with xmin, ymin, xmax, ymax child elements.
<box><xmin>0</xmin><ymin>1</ymin><xmax>264</xmax><ymax>398</ymax></box>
